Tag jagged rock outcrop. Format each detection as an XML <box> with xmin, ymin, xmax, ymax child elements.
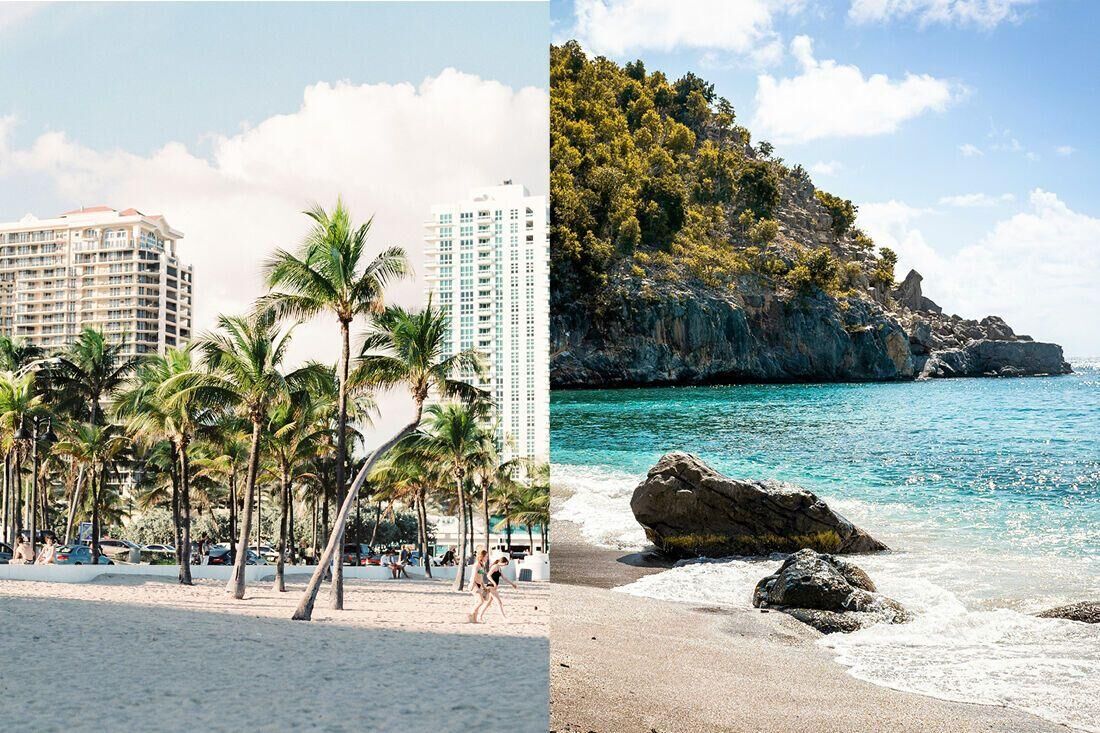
<box><xmin>752</xmin><ymin>549</ymin><xmax>910</xmax><ymax>634</ymax></box>
<box><xmin>891</xmin><ymin>270</ymin><xmax>942</xmax><ymax>314</ymax></box>
<box><xmin>629</xmin><ymin>452</ymin><xmax>888</xmax><ymax>559</ymax></box>
<box><xmin>1036</xmin><ymin>601</ymin><xmax>1100</xmax><ymax>624</ymax></box>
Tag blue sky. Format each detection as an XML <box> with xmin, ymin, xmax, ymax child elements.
<box><xmin>552</xmin><ymin>0</ymin><xmax>1099</xmax><ymax>355</ymax></box>
<box><xmin>0</xmin><ymin>1</ymin><xmax>549</xmax><ymax>434</ymax></box>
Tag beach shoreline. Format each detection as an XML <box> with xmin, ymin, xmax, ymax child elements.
<box><xmin>549</xmin><ymin>504</ymin><xmax>1069</xmax><ymax>733</ymax></box>
<box><xmin>0</xmin><ymin>576</ymin><xmax>548</xmax><ymax>732</ymax></box>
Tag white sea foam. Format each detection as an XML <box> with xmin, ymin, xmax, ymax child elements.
<box><xmin>552</xmin><ymin>463</ymin><xmax>648</xmax><ymax>549</ymax></box>
<box><xmin>614</xmin><ymin>553</ymin><xmax>1100</xmax><ymax>732</ymax></box>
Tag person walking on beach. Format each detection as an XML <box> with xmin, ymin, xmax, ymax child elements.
<box><xmin>467</xmin><ymin>549</ymin><xmax>492</xmax><ymax>623</ymax></box>
<box><xmin>35</xmin><ymin>534</ymin><xmax>57</xmax><ymax>565</ymax></box>
<box><xmin>478</xmin><ymin>555</ymin><xmax>518</xmax><ymax>621</ymax></box>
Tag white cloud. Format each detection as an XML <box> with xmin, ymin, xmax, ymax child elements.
<box><xmin>1056</xmin><ymin>145</ymin><xmax>1075</xmax><ymax>157</ymax></box>
<box><xmin>958</xmin><ymin>143</ymin><xmax>983</xmax><ymax>157</ymax></box>
<box><xmin>810</xmin><ymin>160</ymin><xmax>843</xmax><ymax>176</ymax></box>
<box><xmin>0</xmin><ymin>2</ymin><xmax>43</xmax><ymax>34</ymax></box>
<box><xmin>938</xmin><ymin>192</ymin><xmax>1014</xmax><ymax>207</ymax></box>
<box><xmin>570</xmin><ymin>0</ymin><xmax>802</xmax><ymax>60</ymax></box>
<box><xmin>752</xmin><ymin>35</ymin><xmax>957</xmax><ymax>144</ymax></box>
<box><xmin>0</xmin><ymin>70</ymin><xmax>548</xmax><ymax>437</ymax></box>
<box><xmin>859</xmin><ymin>190</ymin><xmax>1100</xmax><ymax>355</ymax></box>
<box><xmin>848</xmin><ymin>0</ymin><xmax>1034</xmax><ymax>29</ymax></box>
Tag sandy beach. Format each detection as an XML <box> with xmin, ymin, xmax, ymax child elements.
<box><xmin>0</xmin><ymin>575</ymin><xmax>548</xmax><ymax>732</ymax></box>
<box><xmin>549</xmin><ymin>509</ymin><xmax>1065</xmax><ymax>733</ymax></box>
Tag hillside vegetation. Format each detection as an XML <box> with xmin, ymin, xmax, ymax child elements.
<box><xmin>549</xmin><ymin>41</ymin><xmax>896</xmax><ymax>312</ymax></box>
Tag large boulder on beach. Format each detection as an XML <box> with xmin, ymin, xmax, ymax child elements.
<box><xmin>1036</xmin><ymin>601</ymin><xmax>1100</xmax><ymax>624</ymax></box>
<box><xmin>752</xmin><ymin>549</ymin><xmax>910</xmax><ymax>633</ymax></box>
<box><xmin>630</xmin><ymin>452</ymin><xmax>888</xmax><ymax>558</ymax></box>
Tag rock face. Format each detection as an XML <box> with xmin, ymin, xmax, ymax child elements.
<box><xmin>1036</xmin><ymin>601</ymin><xmax>1100</xmax><ymax>624</ymax></box>
<box><xmin>550</xmin><ymin>167</ymin><xmax>1072</xmax><ymax>389</ymax></box>
<box><xmin>629</xmin><ymin>452</ymin><xmax>888</xmax><ymax>559</ymax></box>
<box><xmin>752</xmin><ymin>549</ymin><xmax>910</xmax><ymax>633</ymax></box>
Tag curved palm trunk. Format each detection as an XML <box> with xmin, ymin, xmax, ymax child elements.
<box><xmin>178</xmin><ymin>439</ymin><xmax>193</xmax><ymax>585</ymax></box>
<box><xmin>274</xmin><ymin>465</ymin><xmax>289</xmax><ymax>591</ymax></box>
<box><xmin>453</xmin><ymin>476</ymin><xmax>468</xmax><ymax>591</ymax></box>
<box><xmin>330</xmin><ymin>318</ymin><xmax>351</xmax><ymax>610</ymax></box>
<box><xmin>229</xmin><ymin>419</ymin><xmax>263</xmax><ymax>599</ymax></box>
<box><xmin>292</xmin><ymin>419</ymin><xmax>418</xmax><ymax>621</ymax></box>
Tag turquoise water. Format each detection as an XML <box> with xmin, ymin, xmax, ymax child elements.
<box><xmin>552</xmin><ymin>363</ymin><xmax>1100</xmax><ymax>731</ymax></box>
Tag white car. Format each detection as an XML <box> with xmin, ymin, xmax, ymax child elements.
<box><xmin>143</xmin><ymin>544</ymin><xmax>175</xmax><ymax>554</ymax></box>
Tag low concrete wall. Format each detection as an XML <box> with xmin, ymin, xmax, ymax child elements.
<box><xmin>0</xmin><ymin>561</ymin><xmax>522</xmax><ymax>584</ymax></box>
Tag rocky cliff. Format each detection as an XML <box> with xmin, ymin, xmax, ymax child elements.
<box><xmin>549</xmin><ymin>43</ymin><xmax>1071</xmax><ymax>388</ymax></box>
<box><xmin>551</xmin><ymin>266</ymin><xmax>1071</xmax><ymax>387</ymax></box>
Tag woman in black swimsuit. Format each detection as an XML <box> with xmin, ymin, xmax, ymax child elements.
<box><xmin>479</xmin><ymin>556</ymin><xmax>518</xmax><ymax>621</ymax></box>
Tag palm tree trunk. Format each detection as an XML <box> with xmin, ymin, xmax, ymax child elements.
<box><xmin>171</xmin><ymin>457</ymin><xmax>182</xmax><ymax>568</ymax></box>
<box><xmin>481</xmin><ymin>480</ymin><xmax>490</xmax><ymax>556</ymax></box>
<box><xmin>453</xmin><ymin>477</ymin><xmax>468</xmax><ymax>591</ymax></box>
<box><xmin>274</xmin><ymin>465</ymin><xmax>289</xmax><ymax>592</ymax></box>
<box><xmin>466</xmin><ymin>496</ymin><xmax>475</xmax><ymax>558</ymax></box>
<box><xmin>11</xmin><ymin>453</ymin><xmax>22</xmax><ymax>547</ymax></box>
<box><xmin>287</xmin><ymin>483</ymin><xmax>296</xmax><ymax>565</ymax></box>
<box><xmin>528</xmin><ymin>525</ymin><xmax>534</xmax><ymax>554</ymax></box>
<box><xmin>229</xmin><ymin>419</ymin><xmax>263</xmax><ymax>599</ymax></box>
<box><xmin>178</xmin><ymin>439</ymin><xmax>193</xmax><ymax>585</ymax></box>
<box><xmin>368</xmin><ymin>501</ymin><xmax>381</xmax><ymax>547</ymax></box>
<box><xmin>505</xmin><ymin>517</ymin><xmax>513</xmax><ymax>553</ymax></box>
<box><xmin>64</xmin><ymin>465</ymin><xmax>83</xmax><ymax>545</ymax></box>
<box><xmin>2</xmin><ymin>450</ymin><xmax>9</xmax><ymax>546</ymax></box>
<box><xmin>292</xmin><ymin>419</ymin><xmax>419</xmax><ymax>621</ymax></box>
<box><xmin>417</xmin><ymin>494</ymin><xmax>432</xmax><ymax>579</ymax></box>
<box><xmin>228</xmin><ymin>469</ymin><xmax>237</xmax><ymax>547</ymax></box>
<box><xmin>90</xmin><ymin>468</ymin><xmax>101</xmax><ymax>565</ymax></box>
<box><xmin>30</xmin><ymin>431</ymin><xmax>38</xmax><ymax>559</ymax></box>
<box><xmin>329</xmin><ymin>318</ymin><xmax>352</xmax><ymax>610</ymax></box>
<box><xmin>311</xmin><ymin>493</ymin><xmax>318</xmax><ymax>561</ymax></box>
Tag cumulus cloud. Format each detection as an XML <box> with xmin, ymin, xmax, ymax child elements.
<box><xmin>958</xmin><ymin>143</ymin><xmax>983</xmax><ymax>157</ymax></box>
<box><xmin>0</xmin><ymin>70</ymin><xmax>548</xmax><ymax>433</ymax></box>
<box><xmin>1056</xmin><ymin>145</ymin><xmax>1076</xmax><ymax>157</ymax></box>
<box><xmin>569</xmin><ymin>0</ymin><xmax>802</xmax><ymax>61</ymax></box>
<box><xmin>859</xmin><ymin>190</ymin><xmax>1100</xmax><ymax>354</ymax></box>
<box><xmin>752</xmin><ymin>35</ymin><xmax>957</xmax><ymax>144</ymax></box>
<box><xmin>848</xmin><ymin>0</ymin><xmax>1034</xmax><ymax>29</ymax></box>
<box><xmin>810</xmin><ymin>160</ymin><xmax>843</xmax><ymax>176</ymax></box>
<box><xmin>938</xmin><ymin>192</ymin><xmax>1014</xmax><ymax>207</ymax></box>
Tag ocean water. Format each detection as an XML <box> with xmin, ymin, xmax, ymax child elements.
<box><xmin>552</xmin><ymin>362</ymin><xmax>1100</xmax><ymax>732</ymax></box>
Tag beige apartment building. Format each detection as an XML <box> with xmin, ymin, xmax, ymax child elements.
<box><xmin>0</xmin><ymin>206</ymin><xmax>193</xmax><ymax>357</ymax></box>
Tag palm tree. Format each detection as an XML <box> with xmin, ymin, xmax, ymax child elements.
<box><xmin>263</xmin><ymin>391</ymin><xmax>327</xmax><ymax>591</ymax></box>
<box><xmin>490</xmin><ymin>463</ymin><xmax>529</xmax><ymax>553</ymax></box>
<box><xmin>260</xmin><ymin>199</ymin><xmax>408</xmax><ymax>610</ymax></box>
<box><xmin>511</xmin><ymin>471</ymin><xmax>550</xmax><ymax>554</ymax></box>
<box><xmin>193</xmin><ymin>416</ymin><xmax>250</xmax><ymax>543</ymax></box>
<box><xmin>0</xmin><ymin>370</ymin><xmax>45</xmax><ymax>549</ymax></box>
<box><xmin>0</xmin><ymin>335</ymin><xmax>44</xmax><ymax>372</ymax></box>
<box><xmin>45</xmin><ymin>328</ymin><xmax>139</xmax><ymax>543</ymax></box>
<box><xmin>173</xmin><ymin>308</ymin><xmax>321</xmax><ymax>600</ymax></box>
<box><xmin>370</xmin><ymin>448</ymin><xmax>437</xmax><ymax>578</ymax></box>
<box><xmin>410</xmin><ymin>401</ymin><xmax>490</xmax><ymax>590</ymax></box>
<box><xmin>291</xmin><ymin>302</ymin><xmax>481</xmax><ymax>621</ymax></box>
<box><xmin>53</xmin><ymin>423</ymin><xmax>129</xmax><ymax>564</ymax></box>
<box><xmin>115</xmin><ymin>346</ymin><xmax>206</xmax><ymax>584</ymax></box>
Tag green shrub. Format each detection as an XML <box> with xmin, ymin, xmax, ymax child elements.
<box><xmin>815</xmin><ymin>190</ymin><xmax>857</xmax><ymax>237</ymax></box>
<box><xmin>748</xmin><ymin>218</ymin><xmax>779</xmax><ymax>244</ymax></box>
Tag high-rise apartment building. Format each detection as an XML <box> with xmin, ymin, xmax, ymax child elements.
<box><xmin>424</xmin><ymin>182</ymin><xmax>549</xmax><ymax>461</ymax></box>
<box><xmin>0</xmin><ymin>206</ymin><xmax>193</xmax><ymax>357</ymax></box>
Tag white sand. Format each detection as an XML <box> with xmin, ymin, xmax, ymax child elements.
<box><xmin>0</xmin><ymin>576</ymin><xmax>548</xmax><ymax>732</ymax></box>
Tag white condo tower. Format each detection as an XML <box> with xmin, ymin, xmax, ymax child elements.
<box><xmin>423</xmin><ymin>182</ymin><xmax>549</xmax><ymax>462</ymax></box>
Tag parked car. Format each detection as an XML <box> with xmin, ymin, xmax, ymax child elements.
<box><xmin>359</xmin><ymin>552</ymin><xmax>382</xmax><ymax>566</ymax></box>
<box><xmin>142</xmin><ymin>544</ymin><xmax>175</xmax><ymax>554</ymax></box>
<box><xmin>342</xmin><ymin>543</ymin><xmax>369</xmax><ymax>566</ymax></box>
<box><xmin>55</xmin><ymin>545</ymin><xmax>114</xmax><ymax>565</ymax></box>
<box><xmin>206</xmin><ymin>545</ymin><xmax>265</xmax><ymax>566</ymax></box>
<box><xmin>0</xmin><ymin>541</ymin><xmax>11</xmax><ymax>564</ymax></box>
